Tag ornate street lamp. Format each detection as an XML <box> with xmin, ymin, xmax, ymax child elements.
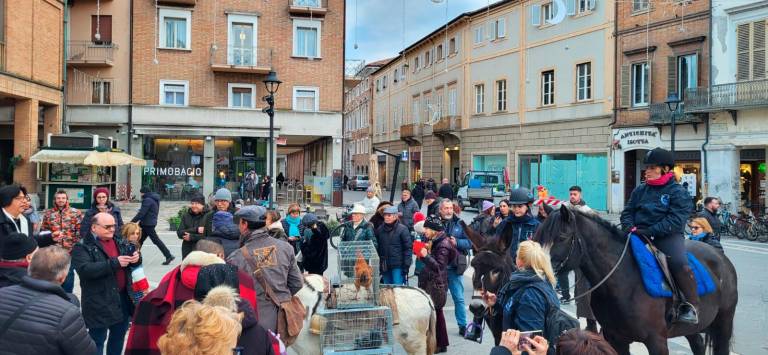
<box><xmin>665</xmin><ymin>92</ymin><xmax>681</xmax><ymax>154</ymax></box>
<box><xmin>262</xmin><ymin>71</ymin><xmax>282</xmax><ymax>210</ymax></box>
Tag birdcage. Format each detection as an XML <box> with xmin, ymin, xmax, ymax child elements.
<box><xmin>335</xmin><ymin>240</ymin><xmax>380</xmax><ymax>309</ymax></box>
<box><xmin>317</xmin><ymin>306</ymin><xmax>394</xmax><ymax>354</ymax></box>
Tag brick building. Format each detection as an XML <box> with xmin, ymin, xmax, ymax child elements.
<box><xmin>0</xmin><ymin>0</ymin><xmax>65</xmax><ymax>191</ymax></box>
<box><xmin>611</xmin><ymin>0</ymin><xmax>711</xmax><ymax>212</ymax></box>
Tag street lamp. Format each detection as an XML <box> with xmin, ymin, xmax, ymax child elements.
<box><xmin>665</xmin><ymin>92</ymin><xmax>681</xmax><ymax>154</ymax></box>
<box><xmin>262</xmin><ymin>71</ymin><xmax>282</xmax><ymax>210</ymax></box>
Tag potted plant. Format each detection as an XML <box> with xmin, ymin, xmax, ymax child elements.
<box><xmin>168</xmin><ymin>207</ymin><xmax>188</xmax><ymax>231</ymax></box>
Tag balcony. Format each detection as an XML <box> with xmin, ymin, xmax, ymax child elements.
<box><xmin>157</xmin><ymin>0</ymin><xmax>195</xmax><ymax>5</ymax></box>
<box><xmin>211</xmin><ymin>47</ymin><xmax>273</xmax><ymax>75</ymax></box>
<box><xmin>67</xmin><ymin>41</ymin><xmax>116</xmax><ymax>67</ymax></box>
<box><xmin>685</xmin><ymin>80</ymin><xmax>768</xmax><ymax>115</ymax></box>
<box><xmin>399</xmin><ymin>123</ymin><xmax>423</xmax><ymax>145</ymax></box>
<box><xmin>289</xmin><ymin>0</ymin><xmax>328</xmax><ymax>17</ymax></box>
<box><xmin>648</xmin><ymin>103</ymin><xmax>701</xmax><ymax>125</ymax></box>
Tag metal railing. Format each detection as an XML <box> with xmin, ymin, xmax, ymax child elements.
<box><xmin>67</xmin><ymin>40</ymin><xmax>116</xmax><ymax>64</ymax></box>
<box><xmin>649</xmin><ymin>102</ymin><xmax>700</xmax><ymax>124</ymax></box>
<box><xmin>211</xmin><ymin>46</ymin><xmax>273</xmax><ymax>69</ymax></box>
<box><xmin>685</xmin><ymin>79</ymin><xmax>768</xmax><ymax>113</ymax></box>
<box><xmin>432</xmin><ymin>116</ymin><xmax>461</xmax><ymax>132</ymax></box>
<box><xmin>66</xmin><ymin>68</ymin><xmax>127</xmax><ymax>105</ymax></box>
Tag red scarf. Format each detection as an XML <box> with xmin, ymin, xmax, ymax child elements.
<box><xmin>0</xmin><ymin>261</ymin><xmax>28</xmax><ymax>268</ymax></box>
<box><xmin>647</xmin><ymin>172</ymin><xmax>675</xmax><ymax>186</ymax></box>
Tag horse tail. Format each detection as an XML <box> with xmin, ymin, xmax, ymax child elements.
<box><xmin>425</xmin><ymin>305</ymin><xmax>437</xmax><ymax>355</ymax></box>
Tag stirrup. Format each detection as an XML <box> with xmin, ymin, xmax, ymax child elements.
<box><xmin>676</xmin><ymin>301</ymin><xmax>699</xmax><ymax>324</ymax></box>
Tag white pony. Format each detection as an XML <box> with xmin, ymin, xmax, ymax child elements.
<box><xmin>290</xmin><ymin>274</ymin><xmax>437</xmax><ymax>355</ymax></box>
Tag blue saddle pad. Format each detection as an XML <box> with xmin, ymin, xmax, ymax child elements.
<box><xmin>629</xmin><ymin>234</ymin><xmax>716</xmax><ymax>298</ymax></box>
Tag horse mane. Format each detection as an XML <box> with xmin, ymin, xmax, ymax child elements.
<box><xmin>535</xmin><ymin>207</ymin><xmax>625</xmax><ymax>247</ymax></box>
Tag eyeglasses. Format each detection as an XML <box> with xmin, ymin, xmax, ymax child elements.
<box><xmin>97</xmin><ymin>224</ymin><xmax>116</xmax><ymax>230</ymax></box>
<box><xmin>96</xmin><ymin>195</ymin><xmax>108</xmax><ymax>199</ymax></box>
<box><xmin>289</xmin><ymin>210</ymin><xmax>300</xmax><ymax>214</ymax></box>
<box><xmin>689</xmin><ymin>225</ymin><xmax>702</xmax><ymax>231</ymax></box>
<box><xmin>14</xmin><ymin>195</ymin><xmax>31</xmax><ymax>202</ymax></box>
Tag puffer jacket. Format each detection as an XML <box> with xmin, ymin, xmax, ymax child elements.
<box><xmin>397</xmin><ymin>197</ymin><xmax>420</xmax><ymax>231</ymax></box>
<box><xmin>132</xmin><ymin>192</ymin><xmax>161</xmax><ymax>226</ymax></box>
<box><xmin>418</xmin><ymin>233</ymin><xmax>456</xmax><ymax>308</ymax></box>
<box><xmin>621</xmin><ymin>177</ymin><xmax>692</xmax><ymax>238</ymax></box>
<box><xmin>72</xmin><ymin>233</ymin><xmax>138</xmax><ymax>328</ymax></box>
<box><xmin>495</xmin><ymin>270</ymin><xmax>560</xmax><ymax>334</ymax></box>
<box><xmin>80</xmin><ymin>202</ymin><xmax>124</xmax><ymax>239</ymax></box>
<box><xmin>0</xmin><ymin>276</ymin><xmax>96</xmax><ymax>354</ymax></box>
<box><xmin>208</xmin><ymin>211</ymin><xmax>241</xmax><ymax>258</ymax></box>
<box><xmin>176</xmin><ymin>207</ymin><xmax>208</xmax><ymax>259</ymax></box>
<box><xmin>40</xmin><ymin>202</ymin><xmax>83</xmax><ymax>249</ymax></box>
<box><xmin>496</xmin><ymin>213</ymin><xmax>540</xmax><ymax>259</ymax></box>
<box><xmin>375</xmin><ymin>221</ymin><xmax>412</xmax><ymax>272</ymax></box>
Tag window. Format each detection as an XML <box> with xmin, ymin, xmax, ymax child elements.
<box><xmin>382</xmin><ymin>75</ymin><xmax>387</xmax><ymax>89</ymax></box>
<box><xmin>92</xmin><ymin>80</ymin><xmax>111</xmax><ymax>104</ymax></box>
<box><xmin>228</xmin><ymin>84</ymin><xmax>256</xmax><ymax>108</ymax></box>
<box><xmin>496</xmin><ymin>79</ymin><xmax>507</xmax><ymax>111</ymax></box>
<box><xmin>91</xmin><ymin>15</ymin><xmax>112</xmax><ymax>44</ymax></box>
<box><xmin>414</xmin><ymin>56</ymin><xmax>420</xmax><ymax>72</ymax></box>
<box><xmin>159</xmin><ymin>9</ymin><xmax>191</xmax><ymax>50</ymax></box>
<box><xmin>412</xmin><ymin>98</ymin><xmax>420</xmax><ymax>124</ymax></box>
<box><xmin>449</xmin><ymin>37</ymin><xmax>456</xmax><ymax>54</ymax></box>
<box><xmin>376</xmin><ymin>79</ymin><xmax>380</xmax><ymax>92</ymax></box>
<box><xmin>737</xmin><ymin>20</ymin><xmax>766</xmax><ymax>81</ymax></box>
<box><xmin>677</xmin><ymin>54</ymin><xmax>698</xmax><ymax>98</ymax></box>
<box><xmin>424</xmin><ymin>50</ymin><xmax>430</xmax><ymax>66</ymax></box>
<box><xmin>541</xmin><ymin>70</ymin><xmax>555</xmax><ymax>106</ymax></box>
<box><xmin>436</xmin><ymin>45</ymin><xmax>443</xmax><ymax>60</ymax></box>
<box><xmin>293</xmin><ymin>19</ymin><xmax>321</xmax><ymax>58</ymax></box>
<box><xmin>632</xmin><ymin>0</ymin><xmax>649</xmax><ymax>12</ymax></box>
<box><xmin>448</xmin><ymin>87</ymin><xmax>457</xmax><ymax>116</ymax></box>
<box><xmin>474</xmin><ymin>26</ymin><xmax>485</xmax><ymax>44</ymax></box>
<box><xmin>542</xmin><ymin>3</ymin><xmax>555</xmax><ymax>23</ymax></box>
<box><xmin>436</xmin><ymin>92</ymin><xmax>444</xmax><ymax>118</ymax></box>
<box><xmin>228</xmin><ymin>15</ymin><xmax>258</xmax><ymax>66</ymax></box>
<box><xmin>160</xmin><ymin>80</ymin><xmax>189</xmax><ymax>106</ymax></box>
<box><xmin>401</xmin><ymin>64</ymin><xmax>407</xmax><ymax>81</ymax></box>
<box><xmin>394</xmin><ymin>69</ymin><xmax>399</xmax><ymax>83</ymax></box>
<box><xmin>475</xmin><ymin>84</ymin><xmax>485</xmax><ymax>114</ymax></box>
<box><xmin>631</xmin><ymin>62</ymin><xmax>649</xmax><ymax>107</ymax></box>
<box><xmin>293</xmin><ymin>87</ymin><xmax>319</xmax><ymax>111</ymax></box>
<box><xmin>576</xmin><ymin>62</ymin><xmax>592</xmax><ymax>101</ymax></box>
<box><xmin>494</xmin><ymin>18</ymin><xmax>506</xmax><ymax>39</ymax></box>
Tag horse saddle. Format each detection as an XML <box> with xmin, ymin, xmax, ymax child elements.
<box><xmin>629</xmin><ymin>234</ymin><xmax>716</xmax><ymax>298</ymax></box>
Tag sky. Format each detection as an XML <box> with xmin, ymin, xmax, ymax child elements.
<box><xmin>344</xmin><ymin>0</ymin><xmax>504</xmax><ymax>65</ymax></box>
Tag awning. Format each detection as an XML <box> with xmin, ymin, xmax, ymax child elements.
<box><xmin>30</xmin><ymin>149</ymin><xmax>146</xmax><ymax>167</ymax></box>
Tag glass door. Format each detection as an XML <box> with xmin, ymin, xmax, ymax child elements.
<box><xmin>231</xmin><ymin>22</ymin><xmax>254</xmax><ymax>65</ymax></box>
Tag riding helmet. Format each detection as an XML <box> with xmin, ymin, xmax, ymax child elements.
<box><xmin>509</xmin><ymin>187</ymin><xmax>534</xmax><ymax>205</ymax></box>
<box><xmin>644</xmin><ymin>147</ymin><xmax>675</xmax><ymax>168</ymax></box>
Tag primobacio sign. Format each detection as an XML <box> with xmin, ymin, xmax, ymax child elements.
<box><xmin>143</xmin><ymin>167</ymin><xmax>202</xmax><ymax>177</ymax></box>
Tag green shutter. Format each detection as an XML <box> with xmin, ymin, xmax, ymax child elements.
<box><xmin>667</xmin><ymin>56</ymin><xmax>678</xmax><ymax>97</ymax></box>
<box><xmin>620</xmin><ymin>64</ymin><xmax>630</xmax><ymax>108</ymax></box>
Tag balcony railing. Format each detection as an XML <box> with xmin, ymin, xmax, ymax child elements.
<box><xmin>66</xmin><ymin>68</ymin><xmax>127</xmax><ymax>105</ymax></box>
<box><xmin>289</xmin><ymin>0</ymin><xmax>328</xmax><ymax>16</ymax></box>
<box><xmin>211</xmin><ymin>47</ymin><xmax>273</xmax><ymax>74</ymax></box>
<box><xmin>433</xmin><ymin>116</ymin><xmax>462</xmax><ymax>133</ymax></box>
<box><xmin>648</xmin><ymin>103</ymin><xmax>700</xmax><ymax>125</ymax></box>
<box><xmin>685</xmin><ymin>79</ymin><xmax>768</xmax><ymax>113</ymax></box>
<box><xmin>67</xmin><ymin>41</ymin><xmax>116</xmax><ymax>67</ymax></box>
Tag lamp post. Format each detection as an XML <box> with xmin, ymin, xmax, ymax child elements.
<box><xmin>665</xmin><ymin>92</ymin><xmax>681</xmax><ymax>154</ymax></box>
<box><xmin>262</xmin><ymin>71</ymin><xmax>281</xmax><ymax>210</ymax></box>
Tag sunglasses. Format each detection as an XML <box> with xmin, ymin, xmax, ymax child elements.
<box><xmin>97</xmin><ymin>224</ymin><xmax>116</xmax><ymax>230</ymax></box>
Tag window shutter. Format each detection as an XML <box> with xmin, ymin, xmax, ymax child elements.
<box><xmin>620</xmin><ymin>64</ymin><xmax>630</xmax><ymax>108</ymax></box>
<box><xmin>498</xmin><ymin>18</ymin><xmax>506</xmax><ymax>37</ymax></box>
<box><xmin>531</xmin><ymin>5</ymin><xmax>541</xmax><ymax>26</ymax></box>
<box><xmin>737</xmin><ymin>23</ymin><xmax>751</xmax><ymax>81</ymax></box>
<box><xmin>488</xmin><ymin>22</ymin><xmax>495</xmax><ymax>40</ymax></box>
<box><xmin>588</xmin><ymin>0</ymin><xmax>597</xmax><ymax>10</ymax></box>
<box><xmin>753</xmin><ymin>20</ymin><xmax>766</xmax><ymax>80</ymax></box>
<box><xmin>646</xmin><ymin>61</ymin><xmax>653</xmax><ymax>104</ymax></box>
<box><xmin>667</xmin><ymin>56</ymin><xmax>678</xmax><ymax>97</ymax></box>
<box><xmin>567</xmin><ymin>0</ymin><xmax>576</xmax><ymax>15</ymax></box>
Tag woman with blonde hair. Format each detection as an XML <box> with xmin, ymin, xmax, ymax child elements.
<box><xmin>483</xmin><ymin>240</ymin><xmax>560</xmax><ymax>350</ymax></box>
<box><xmin>688</xmin><ymin>217</ymin><xmax>723</xmax><ymax>251</ymax></box>
<box><xmin>158</xmin><ymin>300</ymin><xmax>243</xmax><ymax>355</ymax></box>
<box><xmin>121</xmin><ymin>222</ymin><xmax>150</xmax><ymax>302</ymax></box>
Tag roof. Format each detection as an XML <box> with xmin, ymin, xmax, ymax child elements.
<box><xmin>366</xmin><ymin>57</ymin><xmax>397</xmax><ymax>67</ymax></box>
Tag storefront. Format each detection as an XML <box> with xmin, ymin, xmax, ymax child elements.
<box><xmin>472</xmin><ymin>154</ymin><xmax>507</xmax><ymax>172</ymax></box>
<box><xmin>519</xmin><ymin>152</ymin><xmax>608</xmax><ymax>211</ymax></box>
<box><xmin>739</xmin><ymin>149</ymin><xmax>766</xmax><ymax>214</ymax></box>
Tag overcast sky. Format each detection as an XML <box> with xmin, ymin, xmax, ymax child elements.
<box><xmin>344</xmin><ymin>0</ymin><xmax>503</xmax><ymax>64</ymax></box>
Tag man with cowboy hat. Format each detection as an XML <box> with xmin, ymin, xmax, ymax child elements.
<box><xmin>340</xmin><ymin>204</ymin><xmax>377</xmax><ymax>248</ymax></box>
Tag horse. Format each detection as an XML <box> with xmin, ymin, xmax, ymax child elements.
<box><xmin>533</xmin><ymin>205</ymin><xmax>738</xmax><ymax>355</ymax></box>
<box><xmin>290</xmin><ymin>274</ymin><xmax>437</xmax><ymax>355</ymax></box>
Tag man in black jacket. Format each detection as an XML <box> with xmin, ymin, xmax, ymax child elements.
<box><xmin>0</xmin><ymin>232</ymin><xmax>38</xmax><ymax>289</ymax></box>
<box><xmin>0</xmin><ymin>185</ymin><xmax>54</xmax><ymax>255</ymax></box>
<box><xmin>0</xmin><ymin>246</ymin><xmax>96</xmax><ymax>354</ymax></box>
<box><xmin>177</xmin><ymin>193</ymin><xmax>208</xmax><ymax>259</ymax></box>
<box><xmin>698</xmin><ymin>197</ymin><xmax>722</xmax><ymax>237</ymax></box>
<box><xmin>131</xmin><ymin>187</ymin><xmax>174</xmax><ymax>265</ymax></box>
<box><xmin>438</xmin><ymin>178</ymin><xmax>454</xmax><ymax>200</ymax></box>
<box><xmin>73</xmin><ymin>212</ymin><xmax>140</xmax><ymax>355</ymax></box>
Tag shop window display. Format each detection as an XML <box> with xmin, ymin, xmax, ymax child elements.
<box><xmin>142</xmin><ymin>138</ymin><xmax>204</xmax><ymax>200</ymax></box>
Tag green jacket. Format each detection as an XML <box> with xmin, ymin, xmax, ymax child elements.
<box><xmin>341</xmin><ymin>220</ymin><xmax>377</xmax><ymax>249</ymax></box>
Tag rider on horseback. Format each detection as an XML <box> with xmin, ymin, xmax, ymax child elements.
<box><xmin>620</xmin><ymin>147</ymin><xmax>698</xmax><ymax>324</ymax></box>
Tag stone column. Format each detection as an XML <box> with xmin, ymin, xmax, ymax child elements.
<box><xmin>330</xmin><ymin>137</ymin><xmax>342</xmax><ymax>176</ymax></box>
<box><xmin>13</xmin><ymin>99</ymin><xmax>40</xmax><ymax>191</ymax></box>
<box><xmin>706</xmin><ymin>144</ymin><xmax>739</xmax><ymax>213</ymax></box>
<box><xmin>203</xmin><ymin>137</ymin><xmax>215</xmax><ymax>197</ymax></box>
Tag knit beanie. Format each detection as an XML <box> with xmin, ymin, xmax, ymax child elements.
<box><xmin>413</xmin><ymin>212</ymin><xmax>426</xmax><ymax>224</ymax></box>
<box><xmin>190</xmin><ymin>193</ymin><xmax>206</xmax><ymax>205</ymax></box>
<box><xmin>214</xmin><ymin>188</ymin><xmax>232</xmax><ymax>201</ymax></box>
<box><xmin>1</xmin><ymin>233</ymin><xmax>38</xmax><ymax>260</ymax></box>
<box><xmin>424</xmin><ymin>215</ymin><xmax>444</xmax><ymax>232</ymax></box>
<box><xmin>93</xmin><ymin>187</ymin><xmax>110</xmax><ymax>199</ymax></box>
<box><xmin>194</xmin><ymin>263</ymin><xmax>241</xmax><ymax>301</ymax></box>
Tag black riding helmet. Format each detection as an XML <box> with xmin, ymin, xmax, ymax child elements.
<box><xmin>509</xmin><ymin>187</ymin><xmax>534</xmax><ymax>205</ymax></box>
<box><xmin>644</xmin><ymin>147</ymin><xmax>675</xmax><ymax>168</ymax></box>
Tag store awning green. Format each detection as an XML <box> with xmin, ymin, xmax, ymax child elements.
<box><xmin>30</xmin><ymin>149</ymin><xmax>147</xmax><ymax>167</ymax></box>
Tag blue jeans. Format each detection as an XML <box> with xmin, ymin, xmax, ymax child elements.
<box><xmin>62</xmin><ymin>264</ymin><xmax>75</xmax><ymax>293</ymax></box>
<box><xmin>88</xmin><ymin>294</ymin><xmax>131</xmax><ymax>355</ymax></box>
<box><xmin>382</xmin><ymin>268</ymin><xmax>405</xmax><ymax>285</ymax></box>
<box><xmin>448</xmin><ymin>268</ymin><xmax>467</xmax><ymax>329</ymax></box>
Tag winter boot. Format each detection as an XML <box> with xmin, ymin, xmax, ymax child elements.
<box><xmin>672</xmin><ymin>265</ymin><xmax>699</xmax><ymax>324</ymax></box>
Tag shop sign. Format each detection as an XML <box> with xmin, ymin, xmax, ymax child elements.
<box><xmin>614</xmin><ymin>128</ymin><xmax>660</xmax><ymax>151</ymax></box>
<box><xmin>143</xmin><ymin>166</ymin><xmax>202</xmax><ymax>177</ymax></box>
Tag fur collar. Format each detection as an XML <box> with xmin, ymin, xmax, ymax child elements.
<box><xmin>181</xmin><ymin>251</ymin><xmax>225</xmax><ymax>271</ymax></box>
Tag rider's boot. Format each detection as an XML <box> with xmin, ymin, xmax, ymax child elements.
<box><xmin>672</xmin><ymin>265</ymin><xmax>699</xmax><ymax>324</ymax></box>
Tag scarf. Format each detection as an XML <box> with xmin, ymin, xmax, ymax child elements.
<box><xmin>647</xmin><ymin>172</ymin><xmax>675</xmax><ymax>186</ymax></box>
<box><xmin>285</xmin><ymin>215</ymin><xmax>301</xmax><ymax>237</ymax></box>
<box><xmin>690</xmin><ymin>232</ymin><xmax>707</xmax><ymax>241</ymax></box>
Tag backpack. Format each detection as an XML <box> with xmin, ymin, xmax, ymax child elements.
<box><xmin>512</xmin><ymin>282</ymin><xmax>579</xmax><ymax>351</ymax></box>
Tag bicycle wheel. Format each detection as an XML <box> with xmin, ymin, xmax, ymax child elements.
<box><xmin>746</xmin><ymin>224</ymin><xmax>759</xmax><ymax>241</ymax></box>
<box><xmin>734</xmin><ymin>221</ymin><xmax>748</xmax><ymax>239</ymax></box>
<box><xmin>329</xmin><ymin>225</ymin><xmax>345</xmax><ymax>249</ymax></box>
<box><xmin>758</xmin><ymin>228</ymin><xmax>768</xmax><ymax>243</ymax></box>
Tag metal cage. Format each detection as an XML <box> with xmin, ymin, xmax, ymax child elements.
<box><xmin>318</xmin><ymin>306</ymin><xmax>394</xmax><ymax>354</ymax></box>
<box><xmin>335</xmin><ymin>240</ymin><xmax>380</xmax><ymax>309</ymax></box>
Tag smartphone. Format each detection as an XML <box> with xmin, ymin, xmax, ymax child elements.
<box><xmin>124</xmin><ymin>243</ymin><xmax>136</xmax><ymax>256</ymax></box>
<box><xmin>518</xmin><ymin>330</ymin><xmax>543</xmax><ymax>350</ymax></box>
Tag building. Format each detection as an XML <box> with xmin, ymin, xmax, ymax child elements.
<box><xmin>343</xmin><ymin>59</ymin><xmax>387</xmax><ymax>178</ymax></box>
<box><xmin>61</xmin><ymin>0</ymin><xmax>345</xmax><ymax>201</ymax></box>
<box><xmin>0</xmin><ymin>0</ymin><xmax>65</xmax><ymax>190</ymax></box>
<box><xmin>611</xmin><ymin>0</ymin><xmax>711</xmax><ymax>212</ymax></box>
<box><xmin>371</xmin><ymin>0</ymin><xmax>614</xmax><ymax>210</ymax></box>
<box><xmin>693</xmin><ymin>1</ymin><xmax>768</xmax><ymax>213</ymax></box>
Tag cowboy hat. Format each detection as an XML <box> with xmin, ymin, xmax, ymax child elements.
<box><xmin>350</xmin><ymin>204</ymin><xmax>367</xmax><ymax>214</ymax></box>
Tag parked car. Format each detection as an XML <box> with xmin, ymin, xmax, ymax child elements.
<box><xmin>348</xmin><ymin>175</ymin><xmax>370</xmax><ymax>191</ymax></box>
<box><xmin>456</xmin><ymin>170</ymin><xmax>507</xmax><ymax>210</ymax></box>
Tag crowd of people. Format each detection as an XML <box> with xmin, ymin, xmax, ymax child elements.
<box><xmin>0</xmin><ymin>146</ymin><xmax>731</xmax><ymax>355</ymax></box>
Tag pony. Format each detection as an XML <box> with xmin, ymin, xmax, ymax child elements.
<box><xmin>290</xmin><ymin>274</ymin><xmax>437</xmax><ymax>355</ymax></box>
<box><xmin>533</xmin><ymin>205</ymin><xmax>738</xmax><ymax>355</ymax></box>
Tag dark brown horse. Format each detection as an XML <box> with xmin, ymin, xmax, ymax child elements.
<box><xmin>533</xmin><ymin>205</ymin><xmax>738</xmax><ymax>355</ymax></box>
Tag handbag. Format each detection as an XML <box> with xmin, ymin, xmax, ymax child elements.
<box><xmin>240</xmin><ymin>248</ymin><xmax>306</xmax><ymax>346</ymax></box>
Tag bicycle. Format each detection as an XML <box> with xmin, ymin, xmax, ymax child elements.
<box><xmin>718</xmin><ymin>202</ymin><xmax>735</xmax><ymax>236</ymax></box>
<box><xmin>752</xmin><ymin>215</ymin><xmax>768</xmax><ymax>243</ymax></box>
<box><xmin>328</xmin><ymin>223</ymin><xmax>347</xmax><ymax>249</ymax></box>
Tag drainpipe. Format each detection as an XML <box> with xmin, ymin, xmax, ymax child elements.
<box><xmin>127</xmin><ymin>0</ymin><xmax>135</xmax><ymax>199</ymax></box>
<box><xmin>609</xmin><ymin>0</ymin><xmax>618</xmax><ymax>128</ymax></box>
<box><xmin>62</xmin><ymin>0</ymin><xmax>69</xmax><ymax>133</ymax></box>
<box><xmin>702</xmin><ymin>1</ymin><xmax>713</xmax><ymax>197</ymax></box>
